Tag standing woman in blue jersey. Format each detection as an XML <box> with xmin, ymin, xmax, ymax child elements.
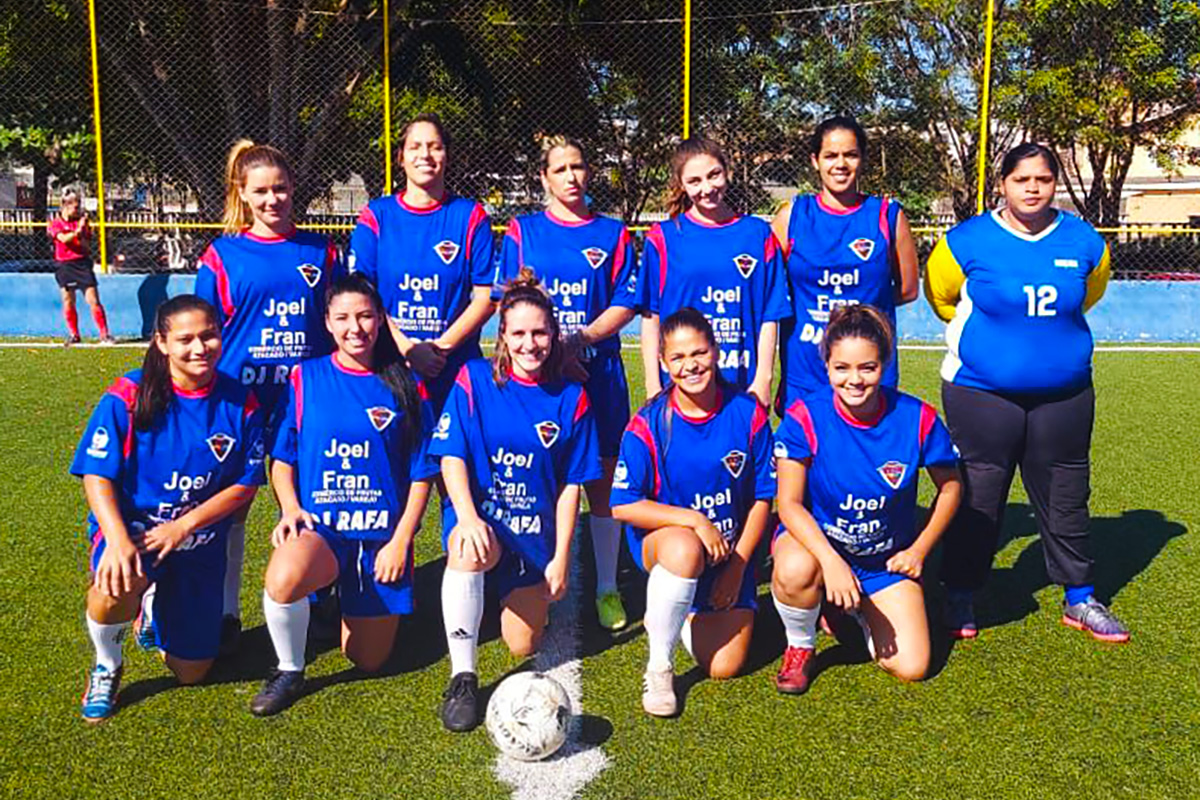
<box><xmin>495</xmin><ymin>135</ymin><xmax>640</xmax><ymax>632</ymax></box>
<box><xmin>611</xmin><ymin>308</ymin><xmax>775</xmax><ymax>718</ymax></box>
<box><xmin>430</xmin><ymin>270</ymin><xmax>601</xmax><ymax>732</ymax></box>
<box><xmin>248</xmin><ymin>274</ymin><xmax>436</xmax><ymax>716</ymax></box>
<box><xmin>770</xmin><ymin>305</ymin><xmax>960</xmax><ymax>694</ymax></box>
<box><xmin>925</xmin><ymin>143</ymin><xmax>1125</xmax><ymax>642</ymax></box>
<box><xmin>771</xmin><ymin>116</ymin><xmax>919</xmax><ymax>406</ymax></box>
<box><xmin>348</xmin><ymin>112</ymin><xmax>496</xmax><ymax>416</ymax></box>
<box><xmin>639</xmin><ymin>137</ymin><xmax>791</xmax><ymax>407</ymax></box>
<box><xmin>72</xmin><ymin>296</ymin><xmax>267</xmax><ymax>722</ymax></box>
<box><xmin>194</xmin><ymin>140</ymin><xmax>340</xmax><ymax>650</ymax></box>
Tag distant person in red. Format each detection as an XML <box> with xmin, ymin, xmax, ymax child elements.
<box><xmin>49</xmin><ymin>188</ymin><xmax>113</xmax><ymax>346</ymax></box>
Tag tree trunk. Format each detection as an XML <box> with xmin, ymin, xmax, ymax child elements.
<box><xmin>32</xmin><ymin>161</ymin><xmax>50</xmax><ymax>259</ymax></box>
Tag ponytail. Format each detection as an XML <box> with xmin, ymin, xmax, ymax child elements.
<box><xmin>222</xmin><ymin>139</ymin><xmax>295</xmax><ymax>234</ymax></box>
<box><xmin>494</xmin><ymin>267</ymin><xmax>564</xmax><ymax>387</ymax></box>
<box><xmin>651</xmin><ymin>307</ymin><xmax>729</xmax><ymax>472</ymax></box>
<box><xmin>821</xmin><ymin>304</ymin><xmax>895</xmax><ymax>366</ymax></box>
<box><xmin>134</xmin><ymin>295</ymin><xmax>220</xmax><ymax>431</ymax></box>
<box><xmin>666</xmin><ymin>136</ymin><xmax>730</xmax><ymax>219</ymax></box>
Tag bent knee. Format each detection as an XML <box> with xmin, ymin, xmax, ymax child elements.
<box><xmin>880</xmin><ymin>656</ymin><xmax>928</xmax><ymax>683</ymax></box>
<box><xmin>347</xmin><ymin>651</ymin><xmax>388</xmax><ymax>674</ymax></box>
<box><xmin>704</xmin><ymin>654</ymin><xmax>746</xmax><ymax>681</ymax></box>
<box><xmin>653</xmin><ymin>529</ymin><xmax>706</xmax><ymax>577</ymax></box>
<box><xmin>169</xmin><ymin>661</ymin><xmax>213</xmax><ymax>685</ymax></box>
<box><xmin>264</xmin><ymin>562</ymin><xmax>307</xmax><ymax>604</ymax></box>
<box><xmin>505</xmin><ymin>632</ymin><xmax>541</xmax><ymax>659</ymax></box>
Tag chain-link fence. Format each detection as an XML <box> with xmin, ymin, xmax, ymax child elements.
<box><xmin>2</xmin><ymin>0</ymin><xmax>1199</xmax><ymax>278</ymax></box>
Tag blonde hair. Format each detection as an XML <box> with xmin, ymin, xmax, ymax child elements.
<box><xmin>538</xmin><ymin>134</ymin><xmax>588</xmax><ymax>174</ymax></box>
<box><xmin>493</xmin><ymin>266</ymin><xmax>564</xmax><ymax>387</ymax></box>
<box><xmin>222</xmin><ymin>139</ymin><xmax>295</xmax><ymax>234</ymax></box>
<box><xmin>666</xmin><ymin>136</ymin><xmax>729</xmax><ymax>218</ymax></box>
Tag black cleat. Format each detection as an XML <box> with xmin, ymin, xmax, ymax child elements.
<box><xmin>219</xmin><ymin>615</ymin><xmax>242</xmax><ymax>657</ymax></box>
<box><xmin>440</xmin><ymin>672</ymin><xmax>480</xmax><ymax>732</ymax></box>
<box><xmin>250</xmin><ymin>669</ymin><xmax>306</xmax><ymax>717</ymax></box>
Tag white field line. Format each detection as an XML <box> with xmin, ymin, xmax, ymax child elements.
<box><xmin>493</xmin><ymin>527</ymin><xmax>609</xmax><ymax>800</ymax></box>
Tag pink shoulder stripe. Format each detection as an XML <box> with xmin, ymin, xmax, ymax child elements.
<box><xmin>574</xmin><ymin>389</ymin><xmax>591</xmax><ymax>423</ymax></box>
<box><xmin>765</xmin><ymin>231</ymin><xmax>780</xmax><ymax>263</ymax></box>
<box><xmin>416</xmin><ymin>379</ymin><xmax>430</xmax><ymax>402</ymax></box>
<box><xmin>611</xmin><ymin>227</ymin><xmax>631</xmax><ymax>286</ymax></box>
<box><xmin>750</xmin><ymin>401</ymin><xmax>770</xmax><ymax>438</ymax></box>
<box><xmin>455</xmin><ymin>365</ymin><xmax>474</xmax><ymax>415</ymax></box>
<box><xmin>879</xmin><ymin>197</ymin><xmax>891</xmax><ymax>245</ymax></box>
<box><xmin>918</xmin><ymin>401</ymin><xmax>937</xmax><ymax>448</ymax></box>
<box><xmin>106</xmin><ymin>376</ymin><xmax>138</xmax><ymax>458</ymax></box>
<box><xmin>357</xmin><ymin>205</ymin><xmax>380</xmax><ymax>236</ymax></box>
<box><xmin>291</xmin><ymin>366</ymin><xmax>304</xmax><ymax>430</ymax></box>
<box><xmin>646</xmin><ymin>225</ymin><xmax>668</xmax><ymax>300</ymax></box>
<box><xmin>785</xmin><ymin>399</ymin><xmax>818</xmax><ymax>455</ymax></box>
<box><xmin>626</xmin><ymin>414</ymin><xmax>661</xmax><ymax>497</ymax></box>
<box><xmin>464</xmin><ymin>203</ymin><xmax>490</xmax><ymax>259</ymax></box>
<box><xmin>243</xmin><ymin>389</ymin><xmax>261</xmax><ymax>421</ymax></box>
<box><xmin>200</xmin><ymin>246</ymin><xmax>235</xmax><ymax>319</ymax></box>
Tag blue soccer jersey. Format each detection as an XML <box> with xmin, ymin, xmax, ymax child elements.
<box><xmin>428</xmin><ymin>358</ymin><xmax>601</xmax><ymax>571</ymax></box>
<box><xmin>925</xmin><ymin>210</ymin><xmax>1111</xmax><ymax>394</ymax></box>
<box><xmin>70</xmin><ymin>370</ymin><xmax>268</xmax><ymax>555</ymax></box>
<box><xmin>195</xmin><ymin>230</ymin><xmax>339</xmax><ymax>411</ymax></box>
<box><xmin>641</xmin><ymin>214</ymin><xmax>790</xmax><ymax>389</ymax></box>
<box><xmin>348</xmin><ymin>193</ymin><xmax>495</xmax><ymax>410</ymax></box>
<box><xmin>775</xmin><ymin>387</ymin><xmax>958</xmax><ymax>571</ymax></box>
<box><xmin>781</xmin><ymin>194</ymin><xmax>902</xmax><ymax>403</ymax></box>
<box><xmin>272</xmin><ymin>354</ymin><xmax>438</xmax><ymax>541</ymax></box>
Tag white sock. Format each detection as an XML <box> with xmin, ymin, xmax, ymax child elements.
<box><xmin>644</xmin><ymin>565</ymin><xmax>697</xmax><ymax>672</ymax></box>
<box><xmin>442</xmin><ymin>568</ymin><xmax>485</xmax><ymax>676</ymax></box>
<box><xmin>679</xmin><ymin>615</ymin><xmax>695</xmax><ymax>660</ymax></box>
<box><xmin>263</xmin><ymin>590</ymin><xmax>309</xmax><ymax>673</ymax></box>
<box><xmin>591</xmin><ymin>515</ymin><xmax>622</xmax><ymax>596</ymax></box>
<box><xmin>773</xmin><ymin>592</ymin><xmax>819</xmax><ymax>649</ymax></box>
<box><xmin>87</xmin><ymin>615</ymin><xmax>128</xmax><ymax>671</ymax></box>
<box><xmin>223</xmin><ymin>522</ymin><xmax>246</xmax><ymax>619</ymax></box>
<box><xmin>140</xmin><ymin>583</ymin><xmax>157</xmax><ymax>626</ymax></box>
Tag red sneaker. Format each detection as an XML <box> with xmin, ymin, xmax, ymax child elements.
<box><xmin>774</xmin><ymin>646</ymin><xmax>815</xmax><ymax>695</ymax></box>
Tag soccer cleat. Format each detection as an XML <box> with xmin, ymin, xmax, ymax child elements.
<box><xmin>98</xmin><ymin>335</ymin><xmax>116</xmax><ymax>346</ymax></box>
<box><xmin>596</xmin><ymin>591</ymin><xmax>628</xmax><ymax>631</ymax></box>
<box><xmin>944</xmin><ymin>592</ymin><xmax>978</xmax><ymax>640</ymax></box>
<box><xmin>219</xmin><ymin>615</ymin><xmax>242</xmax><ymax>657</ymax></box>
<box><xmin>63</xmin><ymin>334</ymin><xmax>81</xmax><ymax>348</ymax></box>
<box><xmin>774</xmin><ymin>646</ymin><xmax>815</xmax><ymax>695</ymax></box>
<box><xmin>250</xmin><ymin>669</ymin><xmax>306</xmax><ymax>717</ymax></box>
<box><xmin>641</xmin><ymin>668</ymin><xmax>677</xmax><ymax>717</ymax></box>
<box><xmin>81</xmin><ymin>665</ymin><xmax>122</xmax><ymax>723</ymax></box>
<box><xmin>1061</xmin><ymin>597</ymin><xmax>1130</xmax><ymax>643</ymax></box>
<box><xmin>440</xmin><ymin>672</ymin><xmax>481</xmax><ymax>732</ymax></box>
<box><xmin>134</xmin><ymin>608</ymin><xmax>157</xmax><ymax>652</ymax></box>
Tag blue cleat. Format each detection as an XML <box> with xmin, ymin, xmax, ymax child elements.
<box><xmin>81</xmin><ymin>665</ymin><xmax>122</xmax><ymax>723</ymax></box>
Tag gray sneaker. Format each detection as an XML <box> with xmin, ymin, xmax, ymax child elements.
<box><xmin>1061</xmin><ymin>597</ymin><xmax>1130</xmax><ymax>643</ymax></box>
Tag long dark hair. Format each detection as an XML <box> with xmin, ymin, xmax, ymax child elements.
<box><xmin>666</xmin><ymin>136</ymin><xmax>730</xmax><ymax>219</ymax></box>
<box><xmin>325</xmin><ymin>274</ymin><xmax>423</xmax><ymax>448</ymax></box>
<box><xmin>494</xmin><ymin>267</ymin><xmax>564</xmax><ymax>386</ymax></box>
<box><xmin>134</xmin><ymin>295</ymin><xmax>220</xmax><ymax>431</ymax></box>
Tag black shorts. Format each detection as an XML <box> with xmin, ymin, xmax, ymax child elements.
<box><xmin>55</xmin><ymin>258</ymin><xmax>97</xmax><ymax>290</ymax></box>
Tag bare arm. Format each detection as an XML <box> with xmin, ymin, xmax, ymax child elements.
<box><xmin>886</xmin><ymin>465</ymin><xmax>962</xmax><ymax>579</ymax></box>
<box><xmin>891</xmin><ymin>209</ymin><xmax>919</xmax><ymax>306</ymax></box>
<box><xmin>611</xmin><ymin>497</ymin><xmax>730</xmax><ymax>564</ymax></box>
<box><xmin>142</xmin><ymin>482</ymin><xmax>259</xmax><ymax>564</ymax></box>
<box><xmin>777</xmin><ymin>457</ymin><xmax>860</xmax><ymax>609</ymax></box>
<box><xmin>375</xmin><ymin>478</ymin><xmax>433</xmax><ymax>583</ymax></box>
<box><xmin>749</xmin><ymin>321</ymin><xmax>778</xmax><ymax>408</ymax></box>
<box><xmin>640</xmin><ymin>313</ymin><xmax>662</xmax><ymax>398</ymax></box>
<box><xmin>581</xmin><ymin>306</ymin><xmax>637</xmax><ymax>345</ymax></box>
<box><xmin>436</xmin><ymin>286</ymin><xmax>495</xmax><ymax>353</ymax></box>
<box><xmin>545</xmin><ymin>483</ymin><xmax>582</xmax><ymax>600</ymax></box>
<box><xmin>441</xmin><ymin>455</ymin><xmax>493</xmax><ymax>565</ymax></box>
<box><xmin>770</xmin><ymin>200</ymin><xmax>792</xmax><ymax>254</ymax></box>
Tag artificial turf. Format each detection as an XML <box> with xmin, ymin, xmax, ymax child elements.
<box><xmin>0</xmin><ymin>346</ymin><xmax>1196</xmax><ymax>799</ymax></box>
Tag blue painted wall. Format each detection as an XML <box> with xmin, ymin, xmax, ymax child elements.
<box><xmin>2</xmin><ymin>274</ymin><xmax>1198</xmax><ymax>342</ymax></box>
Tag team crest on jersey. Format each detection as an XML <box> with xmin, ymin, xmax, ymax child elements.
<box><xmin>848</xmin><ymin>238</ymin><xmax>875</xmax><ymax>262</ymax></box>
<box><xmin>535</xmin><ymin>420</ymin><xmax>561</xmax><ymax>449</ymax></box>
<box><xmin>722</xmin><ymin>450</ymin><xmax>747</xmax><ymax>479</ymax></box>
<box><xmin>433</xmin><ymin>411</ymin><xmax>451</xmax><ymax>441</ymax></box>
<box><xmin>581</xmin><ymin>247</ymin><xmax>609</xmax><ymax>270</ymax></box>
<box><xmin>433</xmin><ymin>240</ymin><xmax>461</xmax><ymax>265</ymax></box>
<box><xmin>771</xmin><ymin>440</ymin><xmax>788</xmax><ymax>473</ymax></box>
<box><xmin>877</xmin><ymin>460</ymin><xmax>907</xmax><ymax>489</ymax></box>
<box><xmin>87</xmin><ymin>426</ymin><xmax>110</xmax><ymax>459</ymax></box>
<box><xmin>207</xmin><ymin>433</ymin><xmax>236</xmax><ymax>463</ymax></box>
<box><xmin>733</xmin><ymin>254</ymin><xmax>757</xmax><ymax>280</ymax></box>
<box><xmin>297</xmin><ymin>263</ymin><xmax>322</xmax><ymax>288</ymax></box>
<box><xmin>613</xmin><ymin>459</ymin><xmax>629</xmax><ymax>488</ymax></box>
<box><xmin>367</xmin><ymin>406</ymin><xmax>396</xmax><ymax>432</ymax></box>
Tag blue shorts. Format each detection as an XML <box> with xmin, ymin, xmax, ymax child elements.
<box><xmin>626</xmin><ymin>524</ymin><xmax>757</xmax><ymax>613</ymax></box>
<box><xmin>90</xmin><ymin>529</ymin><xmax>225</xmax><ymax>661</ymax></box>
<box><xmin>582</xmin><ymin>349</ymin><xmax>631</xmax><ymax>459</ymax></box>
<box><xmin>313</xmin><ymin>525</ymin><xmax>414</xmax><ymax>617</ymax></box>
<box><xmin>771</xmin><ymin>525</ymin><xmax>914</xmax><ymax>597</ymax></box>
<box><xmin>441</xmin><ymin>504</ymin><xmax>548</xmax><ymax>602</ymax></box>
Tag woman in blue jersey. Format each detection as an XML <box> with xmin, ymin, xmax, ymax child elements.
<box><xmin>639</xmin><ymin>137</ymin><xmax>790</xmax><ymax>408</ymax></box>
<box><xmin>496</xmin><ymin>135</ymin><xmax>640</xmax><ymax>632</ymax></box>
<box><xmin>348</xmin><ymin>112</ymin><xmax>496</xmax><ymax>417</ymax></box>
<box><xmin>612</xmin><ymin>308</ymin><xmax>775</xmax><ymax>718</ymax></box>
<box><xmin>430</xmin><ymin>269</ymin><xmax>600</xmax><ymax>732</ymax></box>
<box><xmin>771</xmin><ymin>305</ymin><xmax>960</xmax><ymax>693</ymax></box>
<box><xmin>72</xmin><ymin>295</ymin><xmax>267</xmax><ymax>722</ymax></box>
<box><xmin>771</xmin><ymin>117</ymin><xmax>919</xmax><ymax>407</ymax></box>
<box><xmin>194</xmin><ymin>140</ymin><xmax>340</xmax><ymax>650</ymax></box>
<box><xmin>925</xmin><ymin>143</ymin><xmax>1125</xmax><ymax>643</ymax></box>
<box><xmin>247</xmin><ymin>274</ymin><xmax>436</xmax><ymax>716</ymax></box>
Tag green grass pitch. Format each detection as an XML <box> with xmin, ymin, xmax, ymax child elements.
<box><xmin>0</xmin><ymin>346</ymin><xmax>1197</xmax><ymax>799</ymax></box>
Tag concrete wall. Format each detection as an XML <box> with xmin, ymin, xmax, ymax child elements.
<box><xmin>2</xmin><ymin>273</ymin><xmax>1198</xmax><ymax>343</ymax></box>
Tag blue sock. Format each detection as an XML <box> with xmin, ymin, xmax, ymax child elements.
<box><xmin>1065</xmin><ymin>584</ymin><xmax>1094</xmax><ymax>606</ymax></box>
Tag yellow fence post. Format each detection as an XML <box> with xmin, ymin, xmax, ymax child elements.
<box><xmin>382</xmin><ymin>0</ymin><xmax>393</xmax><ymax>195</ymax></box>
<box><xmin>86</xmin><ymin>0</ymin><xmax>108</xmax><ymax>271</ymax></box>
<box><xmin>682</xmin><ymin>0</ymin><xmax>692</xmax><ymax>139</ymax></box>
<box><xmin>975</xmin><ymin>0</ymin><xmax>997</xmax><ymax>215</ymax></box>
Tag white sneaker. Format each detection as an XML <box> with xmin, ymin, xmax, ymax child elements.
<box><xmin>641</xmin><ymin>667</ymin><xmax>677</xmax><ymax>717</ymax></box>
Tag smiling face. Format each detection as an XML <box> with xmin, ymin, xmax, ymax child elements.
<box><xmin>325</xmin><ymin>291</ymin><xmax>381</xmax><ymax>365</ymax></box>
<box><xmin>238</xmin><ymin>165</ymin><xmax>293</xmax><ymax>231</ymax></box>
<box><xmin>401</xmin><ymin>121</ymin><xmax>448</xmax><ymax>191</ymax></box>
<box><xmin>679</xmin><ymin>153</ymin><xmax>728</xmax><ymax>216</ymax></box>
<box><xmin>826</xmin><ymin>335</ymin><xmax>884</xmax><ymax>414</ymax></box>
<box><xmin>661</xmin><ymin>324</ymin><xmax>717</xmax><ymax>400</ymax></box>
<box><xmin>812</xmin><ymin>127</ymin><xmax>862</xmax><ymax>196</ymax></box>
<box><xmin>156</xmin><ymin>308</ymin><xmax>222</xmax><ymax>387</ymax></box>
<box><xmin>541</xmin><ymin>144</ymin><xmax>589</xmax><ymax>209</ymax></box>
<box><xmin>501</xmin><ymin>301</ymin><xmax>554</xmax><ymax>381</ymax></box>
<box><xmin>1001</xmin><ymin>154</ymin><xmax>1057</xmax><ymax>221</ymax></box>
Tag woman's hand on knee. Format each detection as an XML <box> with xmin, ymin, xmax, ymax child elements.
<box><xmin>451</xmin><ymin>516</ymin><xmax>494</xmax><ymax>566</ymax></box>
<box><xmin>820</xmin><ymin>555</ymin><xmax>861</xmax><ymax>610</ymax></box>
<box><xmin>272</xmin><ymin>507</ymin><xmax>315</xmax><ymax>548</ymax></box>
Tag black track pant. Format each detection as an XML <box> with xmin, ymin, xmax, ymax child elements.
<box><xmin>938</xmin><ymin>381</ymin><xmax>1094</xmax><ymax>592</ymax></box>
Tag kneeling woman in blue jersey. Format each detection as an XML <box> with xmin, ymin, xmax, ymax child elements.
<box><xmin>771</xmin><ymin>305</ymin><xmax>960</xmax><ymax>691</ymax></box>
<box><xmin>430</xmin><ymin>269</ymin><xmax>601</xmax><ymax>732</ymax></box>
<box><xmin>250</xmin><ymin>274</ymin><xmax>436</xmax><ymax>716</ymax></box>
<box><xmin>611</xmin><ymin>308</ymin><xmax>775</xmax><ymax>717</ymax></box>
<box><xmin>72</xmin><ymin>296</ymin><xmax>267</xmax><ymax>722</ymax></box>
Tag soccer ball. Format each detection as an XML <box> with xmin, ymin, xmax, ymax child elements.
<box><xmin>485</xmin><ymin>671</ymin><xmax>573</xmax><ymax>761</ymax></box>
